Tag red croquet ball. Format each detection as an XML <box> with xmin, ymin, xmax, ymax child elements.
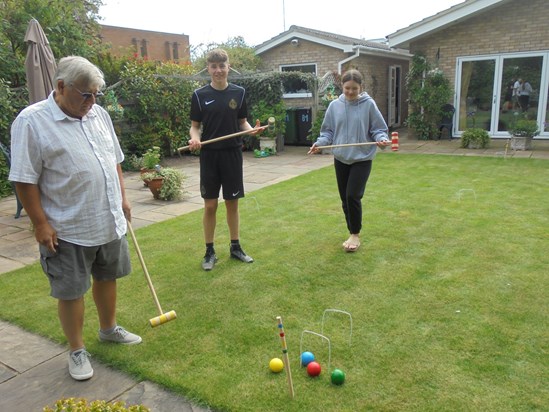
<box><xmin>306</xmin><ymin>361</ymin><xmax>321</xmax><ymax>377</ymax></box>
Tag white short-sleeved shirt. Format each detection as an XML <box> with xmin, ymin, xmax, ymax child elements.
<box><xmin>9</xmin><ymin>91</ymin><xmax>126</xmax><ymax>246</ymax></box>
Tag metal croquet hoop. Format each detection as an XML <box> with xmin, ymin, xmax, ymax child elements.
<box><xmin>299</xmin><ymin>330</ymin><xmax>331</xmax><ymax>372</ymax></box>
<box><xmin>457</xmin><ymin>188</ymin><xmax>477</xmax><ymax>202</ymax></box>
<box><xmin>321</xmin><ymin>308</ymin><xmax>353</xmax><ymax>346</ymax></box>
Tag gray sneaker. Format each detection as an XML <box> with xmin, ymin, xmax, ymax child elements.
<box><xmin>69</xmin><ymin>349</ymin><xmax>93</xmax><ymax>381</ymax></box>
<box><xmin>99</xmin><ymin>326</ymin><xmax>142</xmax><ymax>345</ymax></box>
<box><xmin>202</xmin><ymin>252</ymin><xmax>218</xmax><ymax>271</ymax></box>
<box><xmin>230</xmin><ymin>247</ymin><xmax>254</xmax><ymax>263</ymax></box>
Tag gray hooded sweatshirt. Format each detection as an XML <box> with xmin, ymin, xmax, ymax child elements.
<box><xmin>314</xmin><ymin>92</ymin><xmax>389</xmax><ymax>164</ymax></box>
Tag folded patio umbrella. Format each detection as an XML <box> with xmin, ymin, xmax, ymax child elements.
<box><xmin>24</xmin><ymin>18</ymin><xmax>57</xmax><ymax>104</ymax></box>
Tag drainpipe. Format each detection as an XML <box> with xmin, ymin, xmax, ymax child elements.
<box><xmin>338</xmin><ymin>48</ymin><xmax>360</xmax><ymax>74</ymax></box>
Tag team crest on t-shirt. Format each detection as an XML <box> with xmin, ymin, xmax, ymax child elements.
<box><xmin>228</xmin><ymin>99</ymin><xmax>238</xmax><ymax>110</ymax></box>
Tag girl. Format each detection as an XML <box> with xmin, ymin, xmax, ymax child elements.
<box><xmin>309</xmin><ymin>69</ymin><xmax>389</xmax><ymax>252</ymax></box>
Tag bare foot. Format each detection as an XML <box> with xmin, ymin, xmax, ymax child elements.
<box><xmin>344</xmin><ymin>235</ymin><xmax>360</xmax><ymax>252</ymax></box>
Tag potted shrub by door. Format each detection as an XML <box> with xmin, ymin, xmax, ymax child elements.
<box><xmin>141</xmin><ymin>166</ymin><xmax>185</xmax><ymax>200</ymax></box>
<box><xmin>460</xmin><ymin>127</ymin><xmax>490</xmax><ymax>149</ymax></box>
<box><xmin>508</xmin><ymin>119</ymin><xmax>540</xmax><ymax>151</ymax></box>
<box><xmin>249</xmin><ymin>100</ymin><xmax>287</xmax><ymax>155</ymax></box>
<box><xmin>140</xmin><ymin>146</ymin><xmax>161</xmax><ymax>185</ymax></box>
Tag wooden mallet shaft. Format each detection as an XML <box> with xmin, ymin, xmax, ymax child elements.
<box><xmin>126</xmin><ymin>220</ymin><xmax>177</xmax><ymax>327</ymax></box>
<box><xmin>178</xmin><ymin>117</ymin><xmax>276</xmax><ymax>152</ymax></box>
<box><xmin>315</xmin><ymin>141</ymin><xmax>379</xmax><ymax>149</ymax></box>
<box><xmin>276</xmin><ymin>316</ymin><xmax>295</xmax><ymax>399</ymax></box>
<box><xmin>315</xmin><ymin>132</ymin><xmax>399</xmax><ymax>151</ymax></box>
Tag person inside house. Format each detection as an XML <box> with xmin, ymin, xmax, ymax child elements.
<box><xmin>502</xmin><ymin>79</ymin><xmax>514</xmax><ymax>112</ymax></box>
<box><xmin>513</xmin><ymin>78</ymin><xmax>523</xmax><ymax>111</ymax></box>
<box><xmin>519</xmin><ymin>79</ymin><xmax>533</xmax><ymax>112</ymax></box>
<box><xmin>9</xmin><ymin>56</ymin><xmax>142</xmax><ymax>381</ymax></box>
<box><xmin>308</xmin><ymin>69</ymin><xmax>390</xmax><ymax>252</ymax></box>
<box><xmin>187</xmin><ymin>48</ymin><xmax>261</xmax><ymax>271</ymax></box>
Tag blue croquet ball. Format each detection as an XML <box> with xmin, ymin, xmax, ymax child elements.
<box><xmin>331</xmin><ymin>368</ymin><xmax>345</xmax><ymax>385</ymax></box>
<box><xmin>300</xmin><ymin>351</ymin><xmax>315</xmax><ymax>366</ymax></box>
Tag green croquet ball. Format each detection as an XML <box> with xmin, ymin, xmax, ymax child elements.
<box><xmin>269</xmin><ymin>357</ymin><xmax>284</xmax><ymax>373</ymax></box>
<box><xmin>331</xmin><ymin>368</ymin><xmax>345</xmax><ymax>385</ymax></box>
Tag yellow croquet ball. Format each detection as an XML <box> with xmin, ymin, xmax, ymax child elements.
<box><xmin>269</xmin><ymin>357</ymin><xmax>284</xmax><ymax>373</ymax></box>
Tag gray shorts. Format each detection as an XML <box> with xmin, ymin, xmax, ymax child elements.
<box><xmin>39</xmin><ymin>237</ymin><xmax>132</xmax><ymax>300</ymax></box>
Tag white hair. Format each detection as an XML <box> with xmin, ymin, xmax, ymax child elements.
<box><xmin>55</xmin><ymin>56</ymin><xmax>105</xmax><ymax>89</ymax></box>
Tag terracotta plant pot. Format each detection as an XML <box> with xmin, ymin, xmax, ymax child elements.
<box><xmin>140</xmin><ymin>168</ymin><xmax>155</xmax><ymax>186</ymax></box>
<box><xmin>147</xmin><ymin>177</ymin><xmax>164</xmax><ymax>199</ymax></box>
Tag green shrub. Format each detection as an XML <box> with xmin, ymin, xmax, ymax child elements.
<box><xmin>249</xmin><ymin>99</ymin><xmax>287</xmax><ymax>139</ymax></box>
<box><xmin>460</xmin><ymin>127</ymin><xmax>490</xmax><ymax>149</ymax></box>
<box><xmin>0</xmin><ymin>79</ymin><xmax>16</xmax><ymax>197</ymax></box>
<box><xmin>141</xmin><ymin>146</ymin><xmax>161</xmax><ymax>169</ymax></box>
<box><xmin>308</xmin><ymin>108</ymin><xmax>325</xmax><ymax>143</ymax></box>
<box><xmin>508</xmin><ymin>119</ymin><xmax>540</xmax><ymax>138</ymax></box>
<box><xmin>43</xmin><ymin>397</ymin><xmax>149</xmax><ymax>412</ymax></box>
<box><xmin>0</xmin><ymin>79</ymin><xmax>15</xmax><ymax>141</ymax></box>
<box><xmin>142</xmin><ymin>167</ymin><xmax>185</xmax><ymax>201</ymax></box>
<box><xmin>406</xmin><ymin>54</ymin><xmax>452</xmax><ymax>140</ymax></box>
<box><xmin>117</xmin><ymin>58</ymin><xmax>198</xmax><ymax>157</ymax></box>
<box><xmin>100</xmin><ymin>89</ymin><xmax>124</xmax><ymax>121</ymax></box>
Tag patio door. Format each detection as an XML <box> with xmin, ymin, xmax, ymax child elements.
<box><xmin>388</xmin><ymin>65</ymin><xmax>401</xmax><ymax>127</ymax></box>
<box><xmin>455</xmin><ymin>52</ymin><xmax>548</xmax><ymax>138</ymax></box>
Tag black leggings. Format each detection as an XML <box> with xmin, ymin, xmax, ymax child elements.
<box><xmin>334</xmin><ymin>159</ymin><xmax>372</xmax><ymax>235</ymax></box>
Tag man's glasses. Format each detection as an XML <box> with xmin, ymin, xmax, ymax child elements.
<box><xmin>70</xmin><ymin>85</ymin><xmax>104</xmax><ymax>100</ymax></box>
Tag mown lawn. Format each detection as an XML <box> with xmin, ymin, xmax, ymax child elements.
<box><xmin>1</xmin><ymin>154</ymin><xmax>547</xmax><ymax>411</ymax></box>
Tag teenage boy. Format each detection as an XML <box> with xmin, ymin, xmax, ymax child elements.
<box><xmin>188</xmin><ymin>49</ymin><xmax>259</xmax><ymax>271</ymax></box>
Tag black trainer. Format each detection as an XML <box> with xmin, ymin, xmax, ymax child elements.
<box><xmin>202</xmin><ymin>252</ymin><xmax>217</xmax><ymax>271</ymax></box>
<box><xmin>230</xmin><ymin>247</ymin><xmax>254</xmax><ymax>263</ymax></box>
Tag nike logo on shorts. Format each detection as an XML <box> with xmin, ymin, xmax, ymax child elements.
<box><xmin>232</xmin><ymin>191</ymin><xmax>240</xmax><ymax>197</ymax></box>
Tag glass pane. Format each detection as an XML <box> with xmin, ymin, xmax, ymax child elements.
<box><xmin>281</xmin><ymin>65</ymin><xmax>315</xmax><ymax>94</ymax></box>
<box><xmin>458</xmin><ymin>60</ymin><xmax>495</xmax><ymax>131</ymax></box>
<box><xmin>545</xmin><ymin>88</ymin><xmax>549</xmax><ymax>132</ymax></box>
<box><xmin>498</xmin><ymin>56</ymin><xmax>543</xmax><ymax>132</ymax></box>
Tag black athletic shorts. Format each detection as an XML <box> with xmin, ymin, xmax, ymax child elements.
<box><xmin>200</xmin><ymin>148</ymin><xmax>244</xmax><ymax>200</ymax></box>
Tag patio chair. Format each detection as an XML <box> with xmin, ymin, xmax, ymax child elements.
<box><xmin>438</xmin><ymin>104</ymin><xmax>455</xmax><ymax>140</ymax></box>
<box><xmin>0</xmin><ymin>141</ymin><xmax>24</xmax><ymax>218</ymax></box>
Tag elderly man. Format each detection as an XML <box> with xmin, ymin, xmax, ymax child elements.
<box><xmin>9</xmin><ymin>56</ymin><xmax>141</xmax><ymax>381</ymax></box>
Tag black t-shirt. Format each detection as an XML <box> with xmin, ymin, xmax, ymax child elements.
<box><xmin>190</xmin><ymin>83</ymin><xmax>248</xmax><ymax>150</ymax></box>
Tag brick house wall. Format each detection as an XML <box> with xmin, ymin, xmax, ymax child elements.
<box><xmin>409</xmin><ymin>0</ymin><xmax>549</xmax><ymax>86</ymax></box>
<box><xmin>259</xmin><ymin>39</ymin><xmax>410</xmax><ymax>124</ymax></box>
<box><xmin>100</xmin><ymin>25</ymin><xmax>190</xmax><ymax>64</ymax></box>
<box><xmin>260</xmin><ymin>39</ymin><xmax>346</xmax><ymax>79</ymax></box>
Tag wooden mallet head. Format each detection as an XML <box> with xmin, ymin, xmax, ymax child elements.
<box><xmin>150</xmin><ymin>310</ymin><xmax>177</xmax><ymax>327</ymax></box>
<box><xmin>391</xmin><ymin>132</ymin><xmax>399</xmax><ymax>151</ymax></box>
<box><xmin>268</xmin><ymin>116</ymin><xmax>276</xmax><ymax>132</ymax></box>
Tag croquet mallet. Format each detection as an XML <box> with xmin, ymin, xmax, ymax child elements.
<box><xmin>276</xmin><ymin>315</ymin><xmax>295</xmax><ymax>399</ymax></box>
<box><xmin>315</xmin><ymin>131</ymin><xmax>399</xmax><ymax>151</ymax></box>
<box><xmin>177</xmin><ymin>117</ymin><xmax>276</xmax><ymax>152</ymax></box>
<box><xmin>126</xmin><ymin>220</ymin><xmax>177</xmax><ymax>327</ymax></box>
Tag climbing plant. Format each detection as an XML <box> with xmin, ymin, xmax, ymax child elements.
<box><xmin>406</xmin><ymin>53</ymin><xmax>453</xmax><ymax>140</ymax></box>
<box><xmin>115</xmin><ymin>58</ymin><xmax>197</xmax><ymax>157</ymax></box>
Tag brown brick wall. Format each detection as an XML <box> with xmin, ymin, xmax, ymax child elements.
<box><xmin>260</xmin><ymin>40</ymin><xmax>347</xmax><ymax>77</ymax></box>
<box><xmin>409</xmin><ymin>0</ymin><xmax>549</xmax><ymax>84</ymax></box>
<box><xmin>100</xmin><ymin>25</ymin><xmax>190</xmax><ymax>64</ymax></box>
<box><xmin>260</xmin><ymin>39</ymin><xmax>410</xmax><ymax>123</ymax></box>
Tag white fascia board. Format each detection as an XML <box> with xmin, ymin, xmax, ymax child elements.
<box><xmin>353</xmin><ymin>46</ymin><xmax>413</xmax><ymax>60</ymax></box>
<box><xmin>256</xmin><ymin>32</ymin><xmax>355</xmax><ymax>54</ymax></box>
<box><xmin>387</xmin><ymin>0</ymin><xmax>507</xmax><ymax>48</ymax></box>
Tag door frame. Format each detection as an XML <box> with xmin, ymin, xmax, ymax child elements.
<box><xmin>455</xmin><ymin>51</ymin><xmax>549</xmax><ymax>139</ymax></box>
<box><xmin>388</xmin><ymin>65</ymin><xmax>402</xmax><ymax>128</ymax></box>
